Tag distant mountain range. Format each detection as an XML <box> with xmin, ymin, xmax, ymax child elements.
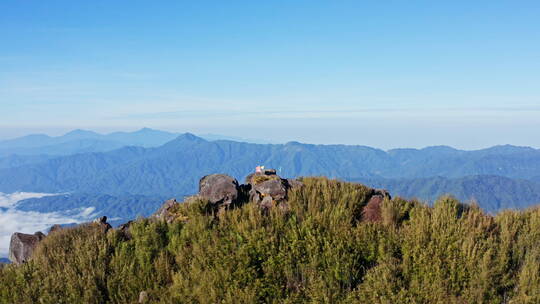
<box><xmin>1</xmin><ymin>132</ymin><xmax>540</xmax><ymax>213</ymax></box>
<box><xmin>0</xmin><ymin>128</ymin><xmax>178</xmax><ymax>156</ymax></box>
<box><xmin>0</xmin><ymin>128</ymin><xmax>270</xmax><ymax>157</ymax></box>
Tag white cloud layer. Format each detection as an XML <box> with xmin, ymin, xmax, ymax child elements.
<box><xmin>0</xmin><ymin>192</ymin><xmax>59</xmax><ymax>208</ymax></box>
<box><xmin>0</xmin><ymin>192</ymin><xmax>97</xmax><ymax>258</ymax></box>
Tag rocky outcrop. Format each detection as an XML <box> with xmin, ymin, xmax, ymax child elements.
<box><xmin>260</xmin><ymin>195</ymin><xmax>274</xmax><ymax>209</ymax></box>
<box><xmin>190</xmin><ymin>170</ymin><xmax>300</xmax><ymax>212</ymax></box>
<box><xmin>117</xmin><ymin>220</ymin><xmax>134</xmax><ymax>239</ymax></box>
<box><xmin>362</xmin><ymin>189</ymin><xmax>392</xmax><ymax>223</ymax></box>
<box><xmin>252</xmin><ymin>178</ymin><xmax>288</xmax><ymax>201</ymax></box>
<box><xmin>9</xmin><ymin>232</ymin><xmax>46</xmax><ymax>264</ymax></box>
<box><xmin>244</xmin><ymin>169</ymin><xmax>301</xmax><ymax>210</ymax></box>
<box><xmin>93</xmin><ymin>216</ymin><xmax>112</xmax><ymax>232</ymax></box>
<box><xmin>199</xmin><ymin>174</ymin><xmax>240</xmax><ymax>207</ymax></box>
<box><xmin>152</xmin><ymin>199</ymin><xmax>179</xmax><ymax>223</ymax></box>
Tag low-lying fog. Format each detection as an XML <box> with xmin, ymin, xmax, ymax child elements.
<box><xmin>0</xmin><ymin>192</ymin><xmax>96</xmax><ymax>258</ymax></box>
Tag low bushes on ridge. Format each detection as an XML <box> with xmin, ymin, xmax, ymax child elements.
<box><xmin>1</xmin><ymin>177</ymin><xmax>539</xmax><ymax>303</ymax></box>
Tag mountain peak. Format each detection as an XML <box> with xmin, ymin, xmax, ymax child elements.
<box><xmin>422</xmin><ymin>145</ymin><xmax>457</xmax><ymax>151</ymax></box>
<box><xmin>63</xmin><ymin>129</ymin><xmax>100</xmax><ymax>138</ymax></box>
<box><xmin>479</xmin><ymin>144</ymin><xmax>536</xmax><ymax>155</ymax></box>
<box><xmin>157</xmin><ymin>133</ymin><xmax>206</xmax><ymax>152</ymax></box>
<box><xmin>169</xmin><ymin>132</ymin><xmax>205</xmax><ymax>143</ymax></box>
<box><xmin>178</xmin><ymin>132</ymin><xmax>201</xmax><ymax>141</ymax></box>
<box><xmin>136</xmin><ymin>127</ymin><xmax>156</xmax><ymax>133</ymax></box>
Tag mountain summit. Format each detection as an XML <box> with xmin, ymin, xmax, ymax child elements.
<box><xmin>2</xmin><ymin>176</ymin><xmax>539</xmax><ymax>303</ymax></box>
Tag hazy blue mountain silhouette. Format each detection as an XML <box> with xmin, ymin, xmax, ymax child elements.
<box><xmin>1</xmin><ymin>133</ymin><xmax>540</xmax><ymax>213</ymax></box>
<box><xmin>0</xmin><ymin>128</ymin><xmax>274</xmax><ymax>158</ymax></box>
<box><xmin>0</xmin><ymin>128</ymin><xmax>179</xmax><ymax>157</ymax></box>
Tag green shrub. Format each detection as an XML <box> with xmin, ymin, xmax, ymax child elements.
<box><xmin>1</xmin><ymin>177</ymin><xmax>540</xmax><ymax>303</ymax></box>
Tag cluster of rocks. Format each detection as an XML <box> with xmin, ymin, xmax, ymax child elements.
<box><xmin>150</xmin><ymin>170</ymin><xmax>302</xmax><ymax>223</ymax></box>
<box><xmin>198</xmin><ymin>169</ymin><xmax>303</xmax><ymax>212</ymax></box>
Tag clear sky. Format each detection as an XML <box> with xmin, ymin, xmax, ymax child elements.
<box><xmin>1</xmin><ymin>1</ymin><xmax>539</xmax><ymax>149</ymax></box>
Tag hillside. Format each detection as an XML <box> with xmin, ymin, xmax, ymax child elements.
<box><xmin>1</xmin><ymin>177</ymin><xmax>539</xmax><ymax>303</ymax></box>
<box><xmin>0</xmin><ymin>154</ymin><xmax>54</xmax><ymax>169</ymax></box>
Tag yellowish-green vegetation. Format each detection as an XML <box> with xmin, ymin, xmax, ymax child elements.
<box><xmin>1</xmin><ymin>177</ymin><xmax>540</xmax><ymax>303</ymax></box>
<box><xmin>252</xmin><ymin>174</ymin><xmax>281</xmax><ymax>185</ymax></box>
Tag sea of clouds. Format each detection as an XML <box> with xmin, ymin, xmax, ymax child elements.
<box><xmin>0</xmin><ymin>192</ymin><xmax>97</xmax><ymax>258</ymax></box>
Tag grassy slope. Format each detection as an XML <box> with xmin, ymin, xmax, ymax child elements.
<box><xmin>1</xmin><ymin>177</ymin><xmax>540</xmax><ymax>303</ymax></box>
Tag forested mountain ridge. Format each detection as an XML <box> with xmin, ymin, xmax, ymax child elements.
<box><xmin>1</xmin><ymin>133</ymin><xmax>539</xmax><ymax>195</ymax></box>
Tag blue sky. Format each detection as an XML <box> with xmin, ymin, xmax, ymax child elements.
<box><xmin>1</xmin><ymin>1</ymin><xmax>539</xmax><ymax>149</ymax></box>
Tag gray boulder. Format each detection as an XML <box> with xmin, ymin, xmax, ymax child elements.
<box><xmin>255</xmin><ymin>191</ymin><xmax>291</xmax><ymax>213</ymax></box>
<box><xmin>260</xmin><ymin>195</ymin><xmax>274</xmax><ymax>210</ymax></box>
<box><xmin>9</xmin><ymin>232</ymin><xmax>46</xmax><ymax>264</ymax></box>
<box><xmin>249</xmin><ymin>188</ymin><xmax>262</xmax><ymax>204</ymax></box>
<box><xmin>244</xmin><ymin>169</ymin><xmax>294</xmax><ymax>209</ymax></box>
<box><xmin>199</xmin><ymin>174</ymin><xmax>240</xmax><ymax>207</ymax></box>
<box><xmin>252</xmin><ymin>178</ymin><xmax>288</xmax><ymax>201</ymax></box>
<box><xmin>152</xmin><ymin>199</ymin><xmax>179</xmax><ymax>223</ymax></box>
